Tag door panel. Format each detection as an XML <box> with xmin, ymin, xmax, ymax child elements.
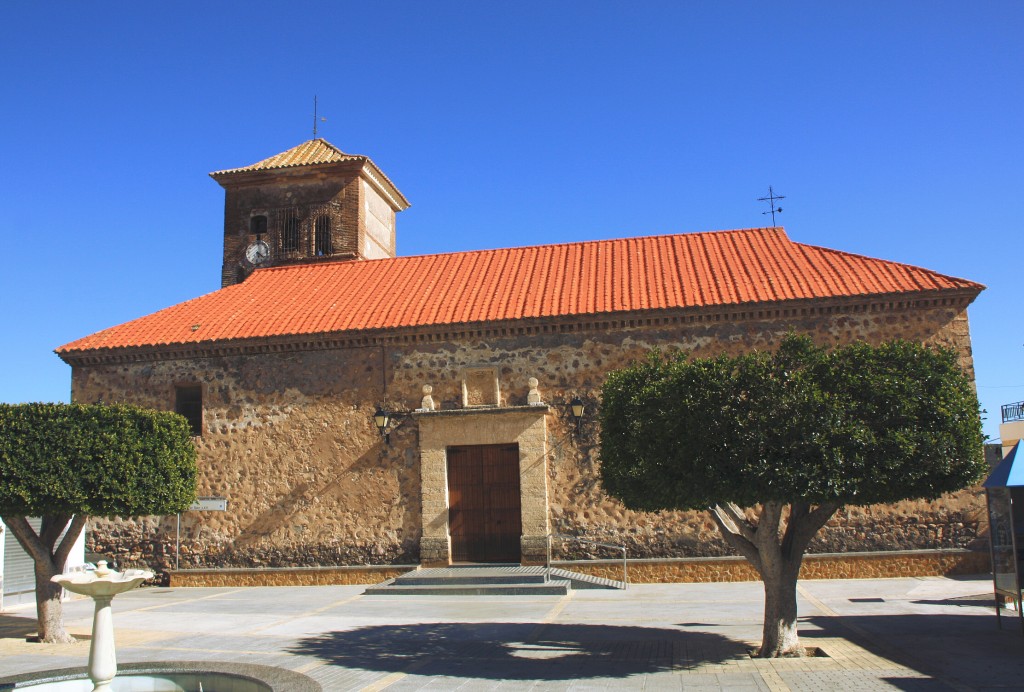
<box><xmin>448</xmin><ymin>444</ymin><xmax>521</xmax><ymax>562</ymax></box>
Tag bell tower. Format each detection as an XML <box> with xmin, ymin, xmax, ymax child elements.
<box><xmin>210</xmin><ymin>139</ymin><xmax>410</xmax><ymax>287</ymax></box>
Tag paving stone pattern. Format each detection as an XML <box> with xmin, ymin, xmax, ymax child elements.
<box><xmin>2</xmin><ymin>576</ymin><xmax>1023</xmax><ymax>691</ymax></box>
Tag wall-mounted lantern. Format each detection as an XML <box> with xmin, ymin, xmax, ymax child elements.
<box><xmin>569</xmin><ymin>396</ymin><xmax>585</xmax><ymax>435</ymax></box>
<box><xmin>373</xmin><ymin>407</ymin><xmax>391</xmax><ymax>440</ymax></box>
<box><xmin>373</xmin><ymin>406</ymin><xmax>408</xmax><ymax>445</ymax></box>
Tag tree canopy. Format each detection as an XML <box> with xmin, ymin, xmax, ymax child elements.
<box><xmin>0</xmin><ymin>402</ymin><xmax>197</xmax><ymax>643</ymax></box>
<box><xmin>0</xmin><ymin>402</ymin><xmax>197</xmax><ymax>517</ymax></box>
<box><xmin>600</xmin><ymin>335</ymin><xmax>985</xmax><ymax>512</ymax></box>
<box><xmin>598</xmin><ymin>334</ymin><xmax>985</xmax><ymax>657</ymax></box>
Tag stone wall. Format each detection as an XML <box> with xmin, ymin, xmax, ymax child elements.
<box><xmin>75</xmin><ymin>300</ymin><xmax>987</xmax><ymax>578</ymax></box>
<box><xmin>558</xmin><ymin>549</ymin><xmax>989</xmax><ymax>583</ymax></box>
<box><xmin>164</xmin><ymin>549</ymin><xmax>988</xmax><ymax>587</ymax></box>
<box><xmin>168</xmin><ymin>564</ymin><xmax>412</xmax><ymax>588</ymax></box>
<box><xmin>361</xmin><ymin>178</ymin><xmax>396</xmax><ymax>259</ymax></box>
<box><xmin>80</xmin><ymin>345</ymin><xmax>422</xmax><ymax>572</ymax></box>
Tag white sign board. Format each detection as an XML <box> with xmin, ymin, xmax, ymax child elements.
<box><xmin>188</xmin><ymin>497</ymin><xmax>228</xmax><ymax>512</ymax></box>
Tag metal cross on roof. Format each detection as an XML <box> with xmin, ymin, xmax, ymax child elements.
<box><xmin>312</xmin><ymin>95</ymin><xmax>327</xmax><ymax>138</ymax></box>
<box><xmin>758</xmin><ymin>186</ymin><xmax>785</xmax><ymax>226</ymax></box>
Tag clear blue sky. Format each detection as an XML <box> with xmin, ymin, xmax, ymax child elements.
<box><xmin>1</xmin><ymin>2</ymin><xmax>1021</xmax><ymax>441</ymax></box>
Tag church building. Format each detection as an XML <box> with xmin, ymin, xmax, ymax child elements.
<box><xmin>57</xmin><ymin>140</ymin><xmax>987</xmax><ymax>579</ymax></box>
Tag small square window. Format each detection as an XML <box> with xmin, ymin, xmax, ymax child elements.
<box><xmin>250</xmin><ymin>215</ymin><xmax>267</xmax><ymax>236</ymax></box>
<box><xmin>175</xmin><ymin>385</ymin><xmax>203</xmax><ymax>436</ymax></box>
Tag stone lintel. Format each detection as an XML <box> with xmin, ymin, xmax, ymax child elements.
<box><xmin>412</xmin><ymin>405</ymin><xmax>551</xmax><ymax>420</ymax></box>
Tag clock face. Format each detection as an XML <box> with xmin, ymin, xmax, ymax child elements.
<box><xmin>245</xmin><ymin>240</ymin><xmax>270</xmax><ymax>265</ymax></box>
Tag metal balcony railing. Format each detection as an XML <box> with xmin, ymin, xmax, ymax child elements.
<box><xmin>1003</xmin><ymin>401</ymin><xmax>1024</xmax><ymax>424</ymax></box>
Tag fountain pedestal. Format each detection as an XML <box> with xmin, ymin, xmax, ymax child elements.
<box><xmin>86</xmin><ymin>594</ymin><xmax>116</xmax><ymax>691</ymax></box>
<box><xmin>51</xmin><ymin>561</ymin><xmax>153</xmax><ymax>692</ymax></box>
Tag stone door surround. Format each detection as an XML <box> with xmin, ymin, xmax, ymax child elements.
<box><xmin>415</xmin><ymin>406</ymin><xmax>549</xmax><ymax>566</ymax></box>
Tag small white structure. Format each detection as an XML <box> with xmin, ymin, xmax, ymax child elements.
<box><xmin>527</xmin><ymin>377</ymin><xmax>544</xmax><ymax>406</ymax></box>
<box><xmin>418</xmin><ymin>384</ymin><xmax>436</xmax><ymax>412</ymax></box>
<box><xmin>53</xmin><ymin>561</ymin><xmax>153</xmax><ymax>692</ymax></box>
<box><xmin>1</xmin><ymin>518</ymin><xmax>86</xmax><ymax>611</ymax></box>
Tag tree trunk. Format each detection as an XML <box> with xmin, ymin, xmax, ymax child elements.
<box><xmin>758</xmin><ymin>563</ymin><xmax>803</xmax><ymax>657</ymax></box>
<box><xmin>34</xmin><ymin>559</ymin><xmax>74</xmax><ymax>643</ymax></box>
<box><xmin>709</xmin><ymin>501</ymin><xmax>840</xmax><ymax>658</ymax></box>
<box><xmin>3</xmin><ymin>514</ymin><xmax>88</xmax><ymax>644</ymax></box>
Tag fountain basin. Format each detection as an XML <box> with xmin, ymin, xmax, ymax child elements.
<box><xmin>0</xmin><ymin>662</ymin><xmax>321</xmax><ymax>691</ymax></box>
<box><xmin>51</xmin><ymin>568</ymin><xmax>153</xmax><ymax>598</ymax></box>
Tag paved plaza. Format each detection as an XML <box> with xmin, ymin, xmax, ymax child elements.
<box><xmin>1</xmin><ymin>574</ymin><xmax>1022</xmax><ymax>690</ymax></box>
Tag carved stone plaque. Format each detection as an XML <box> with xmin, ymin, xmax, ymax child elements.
<box><xmin>463</xmin><ymin>368</ymin><xmax>499</xmax><ymax>407</ymax></box>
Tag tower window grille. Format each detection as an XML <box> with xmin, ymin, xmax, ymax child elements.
<box><xmin>281</xmin><ymin>210</ymin><xmax>300</xmax><ymax>253</ymax></box>
<box><xmin>315</xmin><ymin>215</ymin><xmax>332</xmax><ymax>256</ymax></box>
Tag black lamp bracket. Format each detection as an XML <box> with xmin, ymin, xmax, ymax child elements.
<box><xmin>373</xmin><ymin>406</ymin><xmax>410</xmax><ymax>444</ymax></box>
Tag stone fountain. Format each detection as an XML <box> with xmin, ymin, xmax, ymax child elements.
<box><xmin>0</xmin><ymin>562</ymin><xmax>322</xmax><ymax>690</ymax></box>
<box><xmin>50</xmin><ymin>561</ymin><xmax>152</xmax><ymax>692</ymax></box>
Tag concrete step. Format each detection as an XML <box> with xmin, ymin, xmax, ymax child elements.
<box><xmin>362</xmin><ymin>564</ymin><xmax>622</xmax><ymax>596</ymax></box>
<box><xmin>392</xmin><ymin>565</ymin><xmax>550</xmax><ymax>586</ymax></box>
<box><xmin>363</xmin><ymin>578</ymin><xmax>571</xmax><ymax>596</ymax></box>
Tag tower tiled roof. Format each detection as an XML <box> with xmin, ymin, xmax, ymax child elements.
<box><xmin>209</xmin><ymin>139</ymin><xmax>409</xmax><ymax>208</ymax></box>
<box><xmin>210</xmin><ymin>139</ymin><xmax>364</xmax><ymax>176</ymax></box>
<box><xmin>56</xmin><ymin>228</ymin><xmax>982</xmax><ymax>357</ymax></box>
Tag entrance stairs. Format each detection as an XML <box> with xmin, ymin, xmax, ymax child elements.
<box><xmin>363</xmin><ymin>565</ymin><xmax>625</xmax><ymax>596</ymax></box>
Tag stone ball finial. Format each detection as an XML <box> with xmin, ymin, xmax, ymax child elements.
<box><xmin>527</xmin><ymin>377</ymin><xmax>544</xmax><ymax>406</ymax></box>
<box><xmin>419</xmin><ymin>384</ymin><xmax>435</xmax><ymax>412</ymax></box>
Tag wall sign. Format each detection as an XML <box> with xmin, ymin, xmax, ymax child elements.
<box><xmin>188</xmin><ymin>497</ymin><xmax>227</xmax><ymax>512</ymax></box>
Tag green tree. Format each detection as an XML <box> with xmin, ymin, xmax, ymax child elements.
<box><xmin>599</xmin><ymin>335</ymin><xmax>985</xmax><ymax>657</ymax></box>
<box><xmin>0</xmin><ymin>403</ymin><xmax>197</xmax><ymax>643</ymax></box>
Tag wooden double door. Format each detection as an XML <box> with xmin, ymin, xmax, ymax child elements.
<box><xmin>447</xmin><ymin>444</ymin><xmax>522</xmax><ymax>563</ymax></box>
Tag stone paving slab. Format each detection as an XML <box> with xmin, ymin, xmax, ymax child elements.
<box><xmin>1</xmin><ymin>576</ymin><xmax>1021</xmax><ymax>690</ymax></box>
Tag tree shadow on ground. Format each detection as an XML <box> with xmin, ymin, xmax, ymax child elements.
<box><xmin>801</xmin><ymin>612</ymin><xmax>1024</xmax><ymax>690</ymax></box>
<box><xmin>0</xmin><ymin>613</ymin><xmax>93</xmax><ymax>643</ymax></box>
<box><xmin>0</xmin><ymin>614</ymin><xmax>36</xmax><ymax>639</ymax></box>
<box><xmin>911</xmin><ymin>593</ymin><xmax>995</xmax><ymax>608</ymax></box>
<box><xmin>287</xmin><ymin>622</ymin><xmax>746</xmax><ymax>681</ymax></box>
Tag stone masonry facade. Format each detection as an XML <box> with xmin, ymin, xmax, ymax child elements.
<box><xmin>74</xmin><ymin>295</ymin><xmax>988</xmax><ymax>579</ymax></box>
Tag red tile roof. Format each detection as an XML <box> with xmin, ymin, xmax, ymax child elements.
<box><xmin>56</xmin><ymin>228</ymin><xmax>982</xmax><ymax>356</ymax></box>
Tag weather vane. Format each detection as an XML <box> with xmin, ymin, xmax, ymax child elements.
<box><xmin>312</xmin><ymin>95</ymin><xmax>327</xmax><ymax>138</ymax></box>
<box><xmin>757</xmin><ymin>186</ymin><xmax>785</xmax><ymax>226</ymax></box>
